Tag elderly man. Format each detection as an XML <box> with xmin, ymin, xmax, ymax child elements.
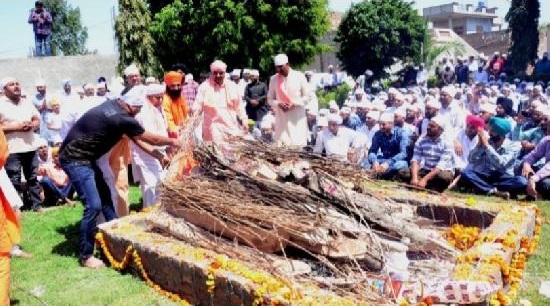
<box><xmin>131</xmin><ymin>84</ymin><xmax>169</xmax><ymax>208</ymax></box>
<box><xmin>459</xmin><ymin>117</ymin><xmax>526</xmax><ymax>199</ymax></box>
<box><xmin>0</xmin><ymin>77</ymin><xmax>43</xmax><ymax>211</ymax></box>
<box><xmin>193</xmin><ymin>60</ymin><xmax>248</xmax><ymax>142</ymax></box>
<box><xmin>267</xmin><ymin>54</ymin><xmax>310</xmax><ymax>147</ymax></box>
<box><xmin>364</xmin><ymin>112</ymin><xmax>409</xmax><ymax>178</ymax></box>
<box><xmin>400</xmin><ymin>115</ymin><xmax>455</xmax><ymax>192</ymax></box>
<box><xmin>439</xmin><ymin>85</ymin><xmax>465</xmax><ymax>139</ymax></box>
<box><xmin>59</xmin><ymin>86</ymin><xmax>181</xmax><ymax>268</ymax></box>
<box><xmin>244</xmin><ymin>69</ymin><xmax>269</xmax><ymax>123</ymax></box>
<box><xmin>313</xmin><ymin>114</ymin><xmax>362</xmax><ymax>162</ymax></box>
<box><xmin>162</xmin><ymin>71</ymin><xmax>189</xmax><ymax>138</ymax></box>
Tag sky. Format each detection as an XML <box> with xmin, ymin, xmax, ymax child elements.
<box><xmin>0</xmin><ymin>0</ymin><xmax>548</xmax><ymax>60</ymax></box>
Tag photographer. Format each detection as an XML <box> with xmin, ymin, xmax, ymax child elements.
<box><xmin>28</xmin><ymin>1</ymin><xmax>53</xmax><ymax>57</ymax></box>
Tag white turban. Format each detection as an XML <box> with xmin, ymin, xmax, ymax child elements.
<box><xmin>430</xmin><ymin>115</ymin><xmax>446</xmax><ymax>129</ymax></box>
<box><xmin>231</xmin><ymin>69</ymin><xmax>241</xmax><ymax>77</ymax></box>
<box><xmin>121</xmin><ymin>85</ymin><xmax>146</xmax><ymax>107</ymax></box>
<box><xmin>340</xmin><ymin>106</ymin><xmax>351</xmax><ymax>114</ymax></box>
<box><xmin>123</xmin><ymin>64</ymin><xmax>140</xmax><ymax>76</ymax></box>
<box><xmin>210</xmin><ymin>60</ymin><xmax>227</xmax><ymax>72</ymax></box>
<box><xmin>479</xmin><ymin>103</ymin><xmax>496</xmax><ymax>114</ymax></box>
<box><xmin>441</xmin><ymin>85</ymin><xmax>456</xmax><ymax>97</ymax></box>
<box><xmin>146</xmin><ymin>84</ymin><xmax>165</xmax><ymax>96</ymax></box>
<box><xmin>274</xmin><ymin>54</ymin><xmax>289</xmax><ymax>66</ymax></box>
<box><xmin>83</xmin><ymin>83</ymin><xmax>94</xmax><ymax>90</ymax></box>
<box><xmin>35</xmin><ymin>79</ymin><xmax>46</xmax><ymax>87</ymax></box>
<box><xmin>366</xmin><ymin>110</ymin><xmax>380</xmax><ymax>120</ymax></box>
<box><xmin>327</xmin><ymin>113</ymin><xmax>343</xmax><ymax>125</ymax></box>
<box><xmin>250</xmin><ymin>69</ymin><xmax>260</xmax><ymax>76</ymax></box>
<box><xmin>0</xmin><ymin>77</ymin><xmax>16</xmax><ymax>88</ymax></box>
<box><xmin>425</xmin><ymin>97</ymin><xmax>441</xmax><ymax>109</ymax></box>
<box><xmin>379</xmin><ymin>112</ymin><xmax>394</xmax><ymax>122</ymax></box>
<box><xmin>394</xmin><ymin>107</ymin><xmax>406</xmax><ymax>118</ymax></box>
<box><xmin>145</xmin><ymin>76</ymin><xmax>157</xmax><ymax>84</ymax></box>
<box><xmin>260</xmin><ymin>120</ymin><xmax>273</xmax><ymax>130</ymax></box>
<box><xmin>185</xmin><ymin>74</ymin><xmax>194</xmax><ymax>82</ymax></box>
<box><xmin>61</xmin><ymin>78</ymin><xmax>71</xmax><ymax>86</ymax></box>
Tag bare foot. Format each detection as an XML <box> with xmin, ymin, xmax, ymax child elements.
<box><xmin>81</xmin><ymin>256</ymin><xmax>105</xmax><ymax>269</ymax></box>
<box><xmin>11</xmin><ymin>247</ymin><xmax>33</xmax><ymax>259</ymax></box>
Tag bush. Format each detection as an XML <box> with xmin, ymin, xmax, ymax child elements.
<box><xmin>316</xmin><ymin>83</ymin><xmax>352</xmax><ymax>109</ymax></box>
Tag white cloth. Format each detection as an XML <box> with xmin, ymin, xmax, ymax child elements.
<box><xmin>313</xmin><ymin>127</ymin><xmax>362</xmax><ymax>162</ymax></box>
<box><xmin>454</xmin><ymin>130</ymin><xmax>479</xmax><ymax>170</ymax></box>
<box><xmin>0</xmin><ymin>97</ymin><xmax>40</xmax><ymax>153</ymax></box>
<box><xmin>60</xmin><ymin>96</ymin><xmax>103</xmax><ymax>140</ymax></box>
<box><xmin>267</xmin><ymin>69</ymin><xmax>310</xmax><ymax>147</ymax></box>
<box><xmin>131</xmin><ymin>100</ymin><xmax>168</xmax><ymax>207</ymax></box>
<box><xmin>45</xmin><ymin>112</ymin><xmax>63</xmax><ymax>144</ymax></box>
<box><xmin>356</xmin><ymin>124</ymin><xmax>379</xmax><ymax>149</ymax></box>
<box><xmin>439</xmin><ymin>100</ymin><xmax>466</xmax><ymax>141</ymax></box>
<box><xmin>0</xmin><ymin>168</ymin><xmax>23</xmax><ymax>209</ymax></box>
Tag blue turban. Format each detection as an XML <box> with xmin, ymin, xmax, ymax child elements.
<box><xmin>488</xmin><ymin>117</ymin><xmax>512</xmax><ymax>137</ymax></box>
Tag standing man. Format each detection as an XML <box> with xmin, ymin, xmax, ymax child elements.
<box><xmin>32</xmin><ymin>79</ymin><xmax>49</xmax><ymax>140</ymax></box>
<box><xmin>162</xmin><ymin>71</ymin><xmax>189</xmax><ymax>138</ymax></box>
<box><xmin>0</xmin><ymin>77</ymin><xmax>42</xmax><ymax>212</ymax></box>
<box><xmin>244</xmin><ymin>70</ymin><xmax>269</xmax><ymax>123</ymax></box>
<box><xmin>59</xmin><ymin>86</ymin><xmax>181</xmax><ymax>268</ymax></box>
<box><xmin>267</xmin><ymin>54</ymin><xmax>310</xmax><ymax>147</ymax></box>
<box><xmin>28</xmin><ymin>1</ymin><xmax>53</xmax><ymax>57</ymax></box>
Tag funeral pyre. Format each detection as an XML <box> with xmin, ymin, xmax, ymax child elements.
<box><xmin>97</xmin><ymin>137</ymin><xmax>541</xmax><ymax>305</ymax></box>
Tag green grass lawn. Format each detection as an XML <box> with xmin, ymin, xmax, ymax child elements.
<box><xmin>9</xmin><ymin>187</ymin><xmax>550</xmax><ymax>305</ymax></box>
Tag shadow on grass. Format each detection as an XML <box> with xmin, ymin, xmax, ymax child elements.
<box><xmin>52</xmin><ymin>221</ymin><xmax>80</xmax><ymax>257</ymax></box>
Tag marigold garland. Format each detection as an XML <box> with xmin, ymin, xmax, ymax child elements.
<box><xmin>95</xmin><ymin>232</ymin><xmax>191</xmax><ymax>306</ymax></box>
<box><xmin>444</xmin><ymin>224</ymin><xmax>480</xmax><ymax>250</ymax></box>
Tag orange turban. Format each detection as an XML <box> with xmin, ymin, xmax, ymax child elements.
<box><xmin>164</xmin><ymin>71</ymin><xmax>183</xmax><ymax>86</ymax></box>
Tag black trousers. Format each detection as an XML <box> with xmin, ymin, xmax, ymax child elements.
<box><xmin>5</xmin><ymin>151</ymin><xmax>42</xmax><ymax>210</ymax></box>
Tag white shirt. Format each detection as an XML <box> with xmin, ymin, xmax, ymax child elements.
<box><xmin>454</xmin><ymin>130</ymin><xmax>479</xmax><ymax>170</ymax></box>
<box><xmin>0</xmin><ymin>97</ymin><xmax>40</xmax><ymax>153</ymax></box>
<box><xmin>313</xmin><ymin>127</ymin><xmax>362</xmax><ymax>162</ymax></box>
<box><xmin>357</xmin><ymin>123</ymin><xmax>379</xmax><ymax>149</ymax></box>
<box><xmin>45</xmin><ymin>112</ymin><xmax>63</xmax><ymax>144</ymax></box>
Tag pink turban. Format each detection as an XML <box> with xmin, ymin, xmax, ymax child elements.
<box><xmin>210</xmin><ymin>60</ymin><xmax>227</xmax><ymax>72</ymax></box>
<box><xmin>466</xmin><ymin>115</ymin><xmax>485</xmax><ymax>130</ymax></box>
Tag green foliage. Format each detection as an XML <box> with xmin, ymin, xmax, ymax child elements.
<box><xmin>149</xmin><ymin>0</ymin><xmax>330</xmax><ymax>75</ymax></box>
<box><xmin>316</xmin><ymin>83</ymin><xmax>351</xmax><ymax>109</ymax></box>
<box><xmin>506</xmin><ymin>0</ymin><xmax>540</xmax><ymax>76</ymax></box>
<box><xmin>115</xmin><ymin>0</ymin><xmax>162</xmax><ymax>77</ymax></box>
<box><xmin>422</xmin><ymin>40</ymin><xmax>466</xmax><ymax>71</ymax></box>
<box><xmin>44</xmin><ymin>0</ymin><xmax>88</xmax><ymax>56</ymax></box>
<box><xmin>334</xmin><ymin>0</ymin><xmax>428</xmax><ymax>79</ymax></box>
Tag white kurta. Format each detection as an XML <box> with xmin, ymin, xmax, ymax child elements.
<box><xmin>313</xmin><ymin>127</ymin><xmax>362</xmax><ymax>162</ymax></box>
<box><xmin>454</xmin><ymin>130</ymin><xmax>479</xmax><ymax>170</ymax></box>
<box><xmin>131</xmin><ymin>101</ymin><xmax>169</xmax><ymax>207</ymax></box>
<box><xmin>267</xmin><ymin>69</ymin><xmax>310</xmax><ymax>147</ymax></box>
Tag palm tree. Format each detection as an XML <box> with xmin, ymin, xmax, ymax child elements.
<box><xmin>422</xmin><ymin>39</ymin><xmax>466</xmax><ymax>71</ymax></box>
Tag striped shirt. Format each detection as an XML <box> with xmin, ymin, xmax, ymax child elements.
<box><xmin>411</xmin><ymin>135</ymin><xmax>454</xmax><ymax>171</ymax></box>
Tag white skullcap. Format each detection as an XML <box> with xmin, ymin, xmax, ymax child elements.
<box><xmin>365</xmin><ymin>69</ymin><xmax>373</xmax><ymax>76</ymax></box>
<box><xmin>243</xmin><ymin>69</ymin><xmax>251</xmax><ymax>74</ymax></box>
<box><xmin>262</xmin><ymin>114</ymin><xmax>276</xmax><ymax>126</ymax></box>
<box><xmin>479</xmin><ymin>103</ymin><xmax>496</xmax><ymax>114</ymax></box>
<box><xmin>145</xmin><ymin>76</ymin><xmax>157</xmax><ymax>84</ymax></box>
<box><xmin>430</xmin><ymin>115</ymin><xmax>446</xmax><ymax>129</ymax></box>
<box><xmin>250</xmin><ymin>69</ymin><xmax>260</xmax><ymax>76</ymax></box>
<box><xmin>35</xmin><ymin>137</ymin><xmax>48</xmax><ymax>147</ymax></box>
<box><xmin>305</xmin><ymin>70</ymin><xmax>313</xmax><ymax>76</ymax></box>
<box><xmin>354</xmin><ymin>88</ymin><xmax>365</xmax><ymax>95</ymax></box>
<box><xmin>96</xmin><ymin>82</ymin><xmax>106</xmax><ymax>89</ymax></box>
<box><xmin>379</xmin><ymin>112</ymin><xmax>394</xmax><ymax>122</ymax></box>
<box><xmin>406</xmin><ymin>104</ymin><xmax>419</xmax><ymax>111</ymax></box>
<box><xmin>0</xmin><ymin>77</ymin><xmax>16</xmax><ymax>88</ymax></box>
<box><xmin>185</xmin><ymin>74</ymin><xmax>194</xmax><ymax>81</ymax></box>
<box><xmin>328</xmin><ymin>100</ymin><xmax>338</xmax><ymax>110</ymax></box>
<box><xmin>388</xmin><ymin>87</ymin><xmax>399</xmax><ymax>95</ymax></box>
<box><xmin>366</xmin><ymin>110</ymin><xmax>380</xmax><ymax>120</ymax></box>
<box><xmin>306</xmin><ymin>107</ymin><xmax>318</xmax><ymax>116</ymax></box>
<box><xmin>231</xmin><ymin>69</ymin><xmax>241</xmax><ymax>77</ymax></box>
<box><xmin>340</xmin><ymin>106</ymin><xmax>351</xmax><ymax>114</ymax></box>
<box><xmin>35</xmin><ymin>79</ymin><xmax>46</xmax><ymax>87</ymax></box>
<box><xmin>494</xmin><ymin>51</ymin><xmax>500</xmax><ymax>56</ymax></box>
<box><xmin>534</xmin><ymin>85</ymin><xmax>543</xmax><ymax>92</ymax></box>
<box><xmin>210</xmin><ymin>60</ymin><xmax>227</xmax><ymax>72</ymax></box>
<box><xmin>273</xmin><ymin>54</ymin><xmax>289</xmax><ymax>66</ymax></box>
<box><xmin>441</xmin><ymin>85</ymin><xmax>456</xmax><ymax>97</ymax></box>
<box><xmin>83</xmin><ymin>83</ymin><xmax>94</xmax><ymax>90</ymax></box>
<box><xmin>317</xmin><ymin>116</ymin><xmax>328</xmax><ymax>127</ymax></box>
<box><xmin>328</xmin><ymin>64</ymin><xmax>334</xmax><ymax>69</ymax></box>
<box><xmin>121</xmin><ymin>85</ymin><xmax>146</xmax><ymax>107</ymax></box>
<box><xmin>123</xmin><ymin>64</ymin><xmax>140</xmax><ymax>76</ymax></box>
<box><xmin>394</xmin><ymin>92</ymin><xmax>405</xmax><ymax>101</ymax></box>
<box><xmin>61</xmin><ymin>78</ymin><xmax>71</xmax><ymax>86</ymax></box>
<box><xmin>425</xmin><ymin>97</ymin><xmax>441</xmax><ymax>109</ymax></box>
<box><xmin>394</xmin><ymin>107</ymin><xmax>406</xmax><ymax>118</ymax></box>
<box><xmin>327</xmin><ymin>113</ymin><xmax>343</xmax><ymax>125</ymax></box>
<box><xmin>146</xmin><ymin>84</ymin><xmax>165</xmax><ymax>96</ymax></box>
<box><xmin>319</xmin><ymin>109</ymin><xmax>329</xmax><ymax>117</ymax></box>
<box><xmin>260</xmin><ymin>120</ymin><xmax>273</xmax><ymax>130</ymax></box>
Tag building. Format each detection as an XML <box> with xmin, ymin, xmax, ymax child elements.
<box><xmin>423</xmin><ymin>2</ymin><xmax>502</xmax><ymax>35</ymax></box>
<box><xmin>307</xmin><ymin>12</ymin><xmax>343</xmax><ymax>73</ymax></box>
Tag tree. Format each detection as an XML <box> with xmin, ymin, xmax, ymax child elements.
<box><xmin>115</xmin><ymin>0</ymin><xmax>162</xmax><ymax>77</ymax></box>
<box><xmin>334</xmin><ymin>0</ymin><xmax>427</xmax><ymax>79</ymax></box>
<box><xmin>506</xmin><ymin>0</ymin><xmax>540</xmax><ymax>76</ymax></box>
<box><xmin>422</xmin><ymin>40</ymin><xmax>466</xmax><ymax>71</ymax></box>
<box><xmin>149</xmin><ymin>0</ymin><xmax>330</xmax><ymax>75</ymax></box>
<box><xmin>43</xmin><ymin>0</ymin><xmax>88</xmax><ymax>56</ymax></box>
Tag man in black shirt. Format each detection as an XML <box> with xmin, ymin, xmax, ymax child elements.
<box><xmin>59</xmin><ymin>86</ymin><xmax>181</xmax><ymax>269</ymax></box>
<box><xmin>244</xmin><ymin>69</ymin><xmax>269</xmax><ymax>123</ymax></box>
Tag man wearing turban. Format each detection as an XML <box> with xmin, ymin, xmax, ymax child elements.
<box><xmin>162</xmin><ymin>71</ymin><xmax>189</xmax><ymax>138</ymax></box>
<box><xmin>267</xmin><ymin>54</ymin><xmax>311</xmax><ymax>147</ymax></box>
<box><xmin>459</xmin><ymin>117</ymin><xmax>527</xmax><ymax>199</ymax></box>
<box><xmin>495</xmin><ymin>96</ymin><xmax>516</xmax><ymax>135</ymax></box>
<box><xmin>192</xmin><ymin>60</ymin><xmax>248</xmax><ymax>142</ymax></box>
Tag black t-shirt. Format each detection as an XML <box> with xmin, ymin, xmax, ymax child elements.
<box><xmin>59</xmin><ymin>99</ymin><xmax>145</xmax><ymax>163</ymax></box>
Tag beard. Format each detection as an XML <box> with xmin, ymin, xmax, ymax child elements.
<box><xmin>166</xmin><ymin>88</ymin><xmax>181</xmax><ymax>99</ymax></box>
<box><xmin>489</xmin><ymin>135</ymin><xmax>503</xmax><ymax>143</ymax></box>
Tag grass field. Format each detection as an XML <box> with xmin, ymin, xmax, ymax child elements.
<box><xmin>8</xmin><ymin>187</ymin><xmax>550</xmax><ymax>305</ymax></box>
